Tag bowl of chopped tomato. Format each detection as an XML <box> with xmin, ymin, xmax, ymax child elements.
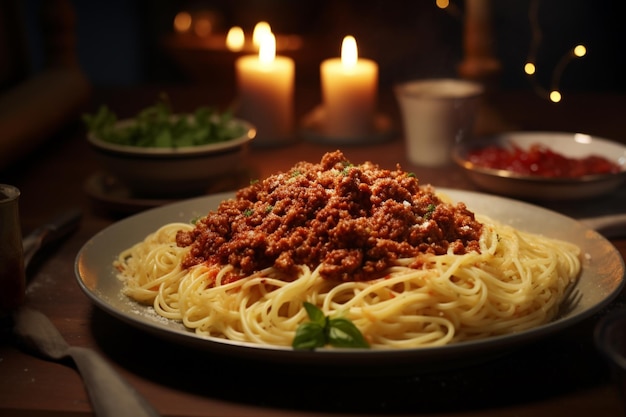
<box><xmin>452</xmin><ymin>131</ymin><xmax>626</xmax><ymax>200</ymax></box>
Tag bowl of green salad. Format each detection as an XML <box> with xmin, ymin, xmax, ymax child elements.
<box><xmin>84</xmin><ymin>97</ymin><xmax>256</xmax><ymax>198</ymax></box>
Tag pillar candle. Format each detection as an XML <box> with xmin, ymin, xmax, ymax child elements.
<box><xmin>235</xmin><ymin>31</ymin><xmax>294</xmax><ymax>145</ymax></box>
<box><xmin>320</xmin><ymin>36</ymin><xmax>378</xmax><ymax>138</ymax></box>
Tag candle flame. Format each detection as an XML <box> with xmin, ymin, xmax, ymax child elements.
<box><xmin>226</xmin><ymin>26</ymin><xmax>245</xmax><ymax>52</ymax></box>
<box><xmin>259</xmin><ymin>32</ymin><xmax>276</xmax><ymax>64</ymax></box>
<box><xmin>253</xmin><ymin>21</ymin><xmax>272</xmax><ymax>49</ymax></box>
<box><xmin>341</xmin><ymin>36</ymin><xmax>358</xmax><ymax>68</ymax></box>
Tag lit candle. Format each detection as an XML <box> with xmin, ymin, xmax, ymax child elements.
<box><xmin>320</xmin><ymin>35</ymin><xmax>378</xmax><ymax>138</ymax></box>
<box><xmin>235</xmin><ymin>30</ymin><xmax>295</xmax><ymax>145</ymax></box>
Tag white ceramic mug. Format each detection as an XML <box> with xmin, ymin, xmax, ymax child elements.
<box><xmin>395</xmin><ymin>78</ymin><xmax>483</xmax><ymax>167</ymax></box>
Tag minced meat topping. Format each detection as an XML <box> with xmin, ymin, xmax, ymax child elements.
<box><xmin>176</xmin><ymin>150</ymin><xmax>483</xmax><ymax>282</ymax></box>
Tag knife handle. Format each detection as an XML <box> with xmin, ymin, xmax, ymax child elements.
<box><xmin>68</xmin><ymin>346</ymin><xmax>162</xmax><ymax>417</ymax></box>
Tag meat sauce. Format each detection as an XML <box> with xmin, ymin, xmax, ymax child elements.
<box><xmin>176</xmin><ymin>150</ymin><xmax>483</xmax><ymax>282</ymax></box>
<box><xmin>467</xmin><ymin>143</ymin><xmax>621</xmax><ymax>178</ymax></box>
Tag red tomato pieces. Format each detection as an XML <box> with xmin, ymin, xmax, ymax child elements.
<box><xmin>467</xmin><ymin>143</ymin><xmax>621</xmax><ymax>178</ymax></box>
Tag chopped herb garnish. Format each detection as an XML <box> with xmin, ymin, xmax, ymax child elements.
<box><xmin>243</xmin><ymin>209</ymin><xmax>254</xmax><ymax>217</ymax></box>
<box><xmin>83</xmin><ymin>94</ymin><xmax>246</xmax><ymax>148</ymax></box>
<box><xmin>292</xmin><ymin>302</ymin><xmax>369</xmax><ymax>350</ymax></box>
<box><xmin>341</xmin><ymin>166</ymin><xmax>354</xmax><ymax>176</ymax></box>
<box><xmin>424</xmin><ymin>203</ymin><xmax>437</xmax><ymax>220</ymax></box>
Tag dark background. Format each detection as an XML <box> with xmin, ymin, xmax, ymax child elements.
<box><xmin>12</xmin><ymin>0</ymin><xmax>626</xmax><ymax>92</ymax></box>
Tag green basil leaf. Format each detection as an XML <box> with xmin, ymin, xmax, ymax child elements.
<box><xmin>303</xmin><ymin>302</ymin><xmax>326</xmax><ymax>327</ymax></box>
<box><xmin>328</xmin><ymin>318</ymin><xmax>370</xmax><ymax>348</ymax></box>
<box><xmin>292</xmin><ymin>322</ymin><xmax>326</xmax><ymax>350</ymax></box>
<box><xmin>293</xmin><ymin>303</ymin><xmax>370</xmax><ymax>350</ymax></box>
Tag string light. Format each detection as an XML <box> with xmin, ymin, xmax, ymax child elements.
<box><xmin>435</xmin><ymin>0</ymin><xmax>585</xmax><ymax>102</ymax></box>
<box><xmin>574</xmin><ymin>45</ymin><xmax>587</xmax><ymax>57</ymax></box>
<box><xmin>435</xmin><ymin>0</ymin><xmax>461</xmax><ymax>19</ymax></box>
<box><xmin>524</xmin><ymin>63</ymin><xmax>536</xmax><ymax>75</ymax></box>
<box><xmin>525</xmin><ymin>0</ymin><xmax>586</xmax><ymax>102</ymax></box>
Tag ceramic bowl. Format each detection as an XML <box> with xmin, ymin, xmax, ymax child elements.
<box><xmin>88</xmin><ymin>117</ymin><xmax>256</xmax><ymax>198</ymax></box>
<box><xmin>452</xmin><ymin>131</ymin><xmax>626</xmax><ymax>200</ymax></box>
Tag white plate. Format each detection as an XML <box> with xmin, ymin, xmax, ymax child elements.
<box><xmin>75</xmin><ymin>189</ymin><xmax>624</xmax><ymax>369</ymax></box>
<box><xmin>453</xmin><ymin>132</ymin><xmax>626</xmax><ymax>200</ymax></box>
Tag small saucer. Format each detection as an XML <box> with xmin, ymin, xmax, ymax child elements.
<box><xmin>85</xmin><ymin>170</ymin><xmax>255</xmax><ymax>215</ymax></box>
<box><xmin>300</xmin><ymin>106</ymin><xmax>394</xmax><ymax>145</ymax></box>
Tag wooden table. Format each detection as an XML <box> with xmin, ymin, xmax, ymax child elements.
<box><xmin>0</xmin><ymin>83</ymin><xmax>625</xmax><ymax>416</ymax></box>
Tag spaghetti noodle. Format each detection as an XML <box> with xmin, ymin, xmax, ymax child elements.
<box><xmin>115</xmin><ymin>151</ymin><xmax>581</xmax><ymax>348</ymax></box>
